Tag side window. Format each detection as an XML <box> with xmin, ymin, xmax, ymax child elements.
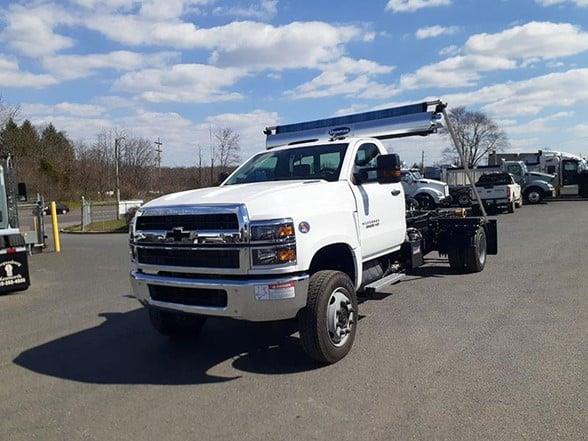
<box><xmin>354</xmin><ymin>143</ymin><xmax>381</xmax><ymax>183</ymax></box>
<box><xmin>507</xmin><ymin>164</ymin><xmax>520</xmax><ymax>175</ymax></box>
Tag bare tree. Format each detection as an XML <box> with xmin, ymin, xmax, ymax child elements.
<box><xmin>213</xmin><ymin>127</ymin><xmax>240</xmax><ymax>173</ymax></box>
<box><xmin>442</xmin><ymin>107</ymin><xmax>509</xmax><ymax>167</ymax></box>
<box><xmin>0</xmin><ymin>96</ymin><xmax>19</xmax><ymax>131</ymax></box>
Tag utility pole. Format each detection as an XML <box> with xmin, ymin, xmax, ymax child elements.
<box><xmin>209</xmin><ymin>125</ymin><xmax>214</xmax><ymax>185</ymax></box>
<box><xmin>421</xmin><ymin>150</ymin><xmax>425</xmax><ymax>171</ymax></box>
<box><xmin>155</xmin><ymin>138</ymin><xmax>163</xmax><ymax>182</ymax></box>
<box><xmin>114</xmin><ymin>136</ymin><xmax>125</xmax><ymax>220</ymax></box>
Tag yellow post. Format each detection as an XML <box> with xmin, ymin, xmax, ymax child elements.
<box><xmin>50</xmin><ymin>201</ymin><xmax>61</xmax><ymax>253</ymax></box>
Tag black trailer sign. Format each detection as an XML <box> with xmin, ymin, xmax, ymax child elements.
<box><xmin>0</xmin><ymin>248</ymin><xmax>29</xmax><ymax>293</ymax></box>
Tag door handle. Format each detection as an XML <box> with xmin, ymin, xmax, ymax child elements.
<box><xmin>391</xmin><ymin>189</ymin><xmax>401</xmax><ymax>196</ymax></box>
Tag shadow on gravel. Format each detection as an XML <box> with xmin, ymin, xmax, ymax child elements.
<box><xmin>13</xmin><ymin>309</ymin><xmax>321</xmax><ymax>385</ymax></box>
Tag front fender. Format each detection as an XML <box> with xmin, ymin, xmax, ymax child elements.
<box><xmin>416</xmin><ymin>188</ymin><xmax>445</xmax><ymax>203</ymax></box>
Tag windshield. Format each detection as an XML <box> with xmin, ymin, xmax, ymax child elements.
<box><xmin>224</xmin><ymin>143</ymin><xmax>348</xmax><ymax>185</ymax></box>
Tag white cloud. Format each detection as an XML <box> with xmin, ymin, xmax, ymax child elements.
<box><xmin>416</xmin><ymin>25</ymin><xmax>458</xmax><ymax>39</ymax></box>
<box><xmin>400</xmin><ymin>55</ymin><xmax>516</xmax><ymax>89</ymax></box>
<box><xmin>0</xmin><ymin>56</ymin><xmax>57</xmax><ymax>88</ymax></box>
<box><xmin>535</xmin><ymin>0</ymin><xmax>588</xmax><ymax>7</ymax></box>
<box><xmin>22</xmin><ymin>102</ymin><xmax>106</xmax><ymax>118</ymax></box>
<box><xmin>286</xmin><ymin>57</ymin><xmax>397</xmax><ymax>99</ymax></box>
<box><xmin>0</xmin><ymin>3</ymin><xmax>75</xmax><ymax>57</ymax></box>
<box><xmin>113</xmin><ymin>64</ymin><xmax>246</xmax><ymax>103</ymax></box>
<box><xmin>213</xmin><ymin>0</ymin><xmax>279</xmax><ymax>20</ymax></box>
<box><xmin>439</xmin><ymin>45</ymin><xmax>460</xmax><ymax>56</ymax></box>
<box><xmin>84</xmin><ymin>17</ymin><xmax>366</xmax><ymax>70</ymax></box>
<box><xmin>386</xmin><ymin>0</ymin><xmax>452</xmax><ymax>13</ymax></box>
<box><xmin>42</xmin><ymin>50</ymin><xmax>180</xmax><ymax>80</ymax></box>
<box><xmin>465</xmin><ymin>21</ymin><xmax>588</xmax><ymax>60</ymax></box>
<box><xmin>506</xmin><ymin>111</ymin><xmax>574</xmax><ymax>134</ymax></box>
<box><xmin>22</xmin><ymin>103</ymin><xmax>278</xmax><ymax>163</ymax></box>
<box><xmin>442</xmin><ymin>68</ymin><xmax>588</xmax><ymax>117</ymax></box>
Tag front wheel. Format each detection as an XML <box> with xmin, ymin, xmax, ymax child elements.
<box><xmin>148</xmin><ymin>308</ymin><xmax>207</xmax><ymax>339</ymax></box>
<box><xmin>299</xmin><ymin>271</ymin><xmax>357</xmax><ymax>364</ymax></box>
<box><xmin>415</xmin><ymin>193</ymin><xmax>436</xmax><ymax>210</ymax></box>
<box><xmin>525</xmin><ymin>188</ymin><xmax>544</xmax><ymax>204</ymax></box>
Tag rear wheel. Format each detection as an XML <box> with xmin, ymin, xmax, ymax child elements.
<box><xmin>448</xmin><ymin>227</ymin><xmax>487</xmax><ymax>273</ymax></box>
<box><xmin>299</xmin><ymin>270</ymin><xmax>357</xmax><ymax>364</ymax></box>
<box><xmin>507</xmin><ymin>201</ymin><xmax>515</xmax><ymax>213</ymax></box>
<box><xmin>148</xmin><ymin>308</ymin><xmax>207</xmax><ymax>339</ymax></box>
<box><xmin>415</xmin><ymin>193</ymin><xmax>436</xmax><ymax>210</ymax></box>
<box><xmin>525</xmin><ymin>187</ymin><xmax>543</xmax><ymax>204</ymax></box>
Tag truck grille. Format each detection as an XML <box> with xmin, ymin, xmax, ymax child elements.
<box><xmin>149</xmin><ymin>285</ymin><xmax>227</xmax><ymax>308</ymax></box>
<box><xmin>137</xmin><ymin>248</ymin><xmax>240</xmax><ymax>268</ymax></box>
<box><xmin>136</xmin><ymin>213</ymin><xmax>239</xmax><ymax>231</ymax></box>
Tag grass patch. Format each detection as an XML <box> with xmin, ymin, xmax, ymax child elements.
<box><xmin>63</xmin><ymin>219</ymin><xmax>128</xmax><ymax>233</ymax></box>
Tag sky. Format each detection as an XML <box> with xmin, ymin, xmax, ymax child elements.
<box><xmin>1</xmin><ymin>0</ymin><xmax>587</xmax><ymax>167</ymax></box>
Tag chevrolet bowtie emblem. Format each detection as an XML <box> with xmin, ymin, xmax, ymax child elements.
<box><xmin>166</xmin><ymin>227</ymin><xmax>192</xmax><ymax>242</ymax></box>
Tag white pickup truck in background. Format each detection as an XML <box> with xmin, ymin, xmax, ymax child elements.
<box><xmin>475</xmin><ymin>172</ymin><xmax>522</xmax><ymax>213</ymax></box>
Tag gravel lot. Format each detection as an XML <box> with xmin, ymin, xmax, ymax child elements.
<box><xmin>1</xmin><ymin>202</ymin><xmax>586</xmax><ymax>441</ymax></box>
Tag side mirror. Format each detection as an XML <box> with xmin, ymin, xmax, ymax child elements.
<box><xmin>377</xmin><ymin>154</ymin><xmax>401</xmax><ymax>184</ymax></box>
<box><xmin>217</xmin><ymin>172</ymin><xmax>229</xmax><ymax>186</ymax></box>
<box><xmin>17</xmin><ymin>182</ymin><xmax>27</xmax><ymax>202</ymax></box>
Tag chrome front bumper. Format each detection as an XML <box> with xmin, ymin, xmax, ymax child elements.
<box><xmin>130</xmin><ymin>271</ymin><xmax>309</xmax><ymax>322</ymax></box>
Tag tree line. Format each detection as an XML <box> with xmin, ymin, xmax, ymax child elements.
<box><xmin>0</xmin><ymin>100</ymin><xmax>241</xmax><ymax>202</ymax></box>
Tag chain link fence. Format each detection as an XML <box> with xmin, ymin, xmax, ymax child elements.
<box><xmin>80</xmin><ymin>198</ymin><xmax>142</xmax><ymax>231</ymax></box>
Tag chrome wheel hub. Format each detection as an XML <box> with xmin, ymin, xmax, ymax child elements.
<box><xmin>326</xmin><ymin>288</ymin><xmax>354</xmax><ymax>347</ymax></box>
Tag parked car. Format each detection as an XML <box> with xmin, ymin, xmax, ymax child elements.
<box><xmin>475</xmin><ymin>173</ymin><xmax>522</xmax><ymax>213</ymax></box>
<box><xmin>400</xmin><ymin>169</ymin><xmax>451</xmax><ymax>210</ymax></box>
<box><xmin>34</xmin><ymin>202</ymin><xmax>70</xmax><ymax>216</ymax></box>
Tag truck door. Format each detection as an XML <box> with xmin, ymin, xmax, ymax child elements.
<box><xmin>561</xmin><ymin>159</ymin><xmax>579</xmax><ymax>196</ymax></box>
<box><xmin>349</xmin><ymin>142</ymin><xmax>405</xmax><ymax>259</ymax></box>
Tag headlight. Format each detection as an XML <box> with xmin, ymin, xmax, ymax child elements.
<box><xmin>252</xmin><ymin>245</ymin><xmax>296</xmax><ymax>266</ymax></box>
<box><xmin>250</xmin><ymin>219</ymin><xmax>296</xmax><ymax>266</ymax></box>
<box><xmin>250</xmin><ymin>219</ymin><xmax>295</xmax><ymax>242</ymax></box>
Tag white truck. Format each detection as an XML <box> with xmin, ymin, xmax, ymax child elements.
<box><xmin>400</xmin><ymin>169</ymin><xmax>451</xmax><ymax>209</ymax></box>
<box><xmin>475</xmin><ymin>172</ymin><xmax>522</xmax><ymax>213</ymax></box>
<box><xmin>443</xmin><ymin>161</ymin><xmax>555</xmax><ymax>205</ymax></box>
<box><xmin>129</xmin><ymin>101</ymin><xmax>498</xmax><ymax>364</ymax></box>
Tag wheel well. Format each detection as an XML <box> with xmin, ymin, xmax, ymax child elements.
<box><xmin>525</xmin><ymin>186</ymin><xmax>543</xmax><ymax>195</ymax></box>
<box><xmin>309</xmin><ymin>243</ymin><xmax>356</xmax><ymax>284</ymax></box>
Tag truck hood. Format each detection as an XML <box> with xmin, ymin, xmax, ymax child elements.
<box><xmin>142</xmin><ymin>180</ymin><xmax>354</xmax><ymax>221</ymax></box>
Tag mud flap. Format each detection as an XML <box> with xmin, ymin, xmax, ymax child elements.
<box><xmin>484</xmin><ymin>219</ymin><xmax>498</xmax><ymax>255</ymax></box>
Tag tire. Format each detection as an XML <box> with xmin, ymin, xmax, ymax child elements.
<box><xmin>524</xmin><ymin>187</ymin><xmax>543</xmax><ymax>204</ymax></box>
<box><xmin>457</xmin><ymin>192</ymin><xmax>471</xmax><ymax>207</ymax></box>
<box><xmin>507</xmin><ymin>201</ymin><xmax>515</xmax><ymax>213</ymax></box>
<box><xmin>406</xmin><ymin>197</ymin><xmax>419</xmax><ymax>211</ymax></box>
<box><xmin>148</xmin><ymin>308</ymin><xmax>207</xmax><ymax>339</ymax></box>
<box><xmin>299</xmin><ymin>270</ymin><xmax>358</xmax><ymax>364</ymax></box>
<box><xmin>448</xmin><ymin>227</ymin><xmax>487</xmax><ymax>273</ymax></box>
<box><xmin>448</xmin><ymin>248</ymin><xmax>466</xmax><ymax>272</ymax></box>
<box><xmin>415</xmin><ymin>193</ymin><xmax>436</xmax><ymax>210</ymax></box>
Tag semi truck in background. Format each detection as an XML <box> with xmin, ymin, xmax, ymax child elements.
<box><xmin>0</xmin><ymin>156</ymin><xmax>30</xmax><ymax>294</ymax></box>
<box><xmin>488</xmin><ymin>150</ymin><xmax>588</xmax><ymax>198</ymax></box>
<box><xmin>442</xmin><ymin>160</ymin><xmax>556</xmax><ymax>205</ymax></box>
